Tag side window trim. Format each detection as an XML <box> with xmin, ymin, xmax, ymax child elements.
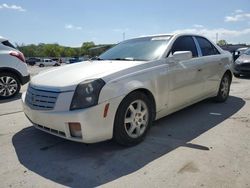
<box><xmin>195</xmin><ymin>36</ymin><xmax>220</xmax><ymax>56</ymax></box>
<box><xmin>192</xmin><ymin>36</ymin><xmax>202</xmax><ymax>57</ymax></box>
<box><xmin>167</xmin><ymin>35</ymin><xmax>198</xmax><ymax>58</ymax></box>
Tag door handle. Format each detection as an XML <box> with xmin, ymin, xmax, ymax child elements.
<box><xmin>197</xmin><ymin>68</ymin><xmax>202</xmax><ymax>72</ymax></box>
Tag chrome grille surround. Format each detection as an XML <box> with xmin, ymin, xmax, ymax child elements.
<box><xmin>25</xmin><ymin>85</ymin><xmax>60</xmax><ymax>110</ymax></box>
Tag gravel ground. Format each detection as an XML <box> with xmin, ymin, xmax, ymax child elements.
<box><xmin>0</xmin><ymin>66</ymin><xmax>250</xmax><ymax>188</ymax></box>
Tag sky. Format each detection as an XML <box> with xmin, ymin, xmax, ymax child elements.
<box><xmin>0</xmin><ymin>0</ymin><xmax>250</xmax><ymax>47</ymax></box>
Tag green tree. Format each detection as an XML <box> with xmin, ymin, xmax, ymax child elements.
<box><xmin>217</xmin><ymin>40</ymin><xmax>228</xmax><ymax>46</ymax></box>
<box><xmin>43</xmin><ymin>44</ymin><xmax>61</xmax><ymax>57</ymax></box>
<box><xmin>16</xmin><ymin>41</ymin><xmax>112</xmax><ymax>58</ymax></box>
<box><xmin>81</xmin><ymin>42</ymin><xmax>95</xmax><ymax>55</ymax></box>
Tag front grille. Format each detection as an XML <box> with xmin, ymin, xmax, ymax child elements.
<box><xmin>25</xmin><ymin>85</ymin><xmax>59</xmax><ymax>110</ymax></box>
<box><xmin>35</xmin><ymin>124</ymin><xmax>66</xmax><ymax>137</ymax></box>
<box><xmin>241</xmin><ymin>63</ymin><xmax>250</xmax><ymax>68</ymax></box>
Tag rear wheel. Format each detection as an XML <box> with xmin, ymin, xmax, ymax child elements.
<box><xmin>0</xmin><ymin>73</ymin><xmax>20</xmax><ymax>99</ymax></box>
<box><xmin>113</xmin><ymin>92</ymin><xmax>153</xmax><ymax>146</ymax></box>
<box><xmin>39</xmin><ymin>64</ymin><xmax>45</xmax><ymax>67</ymax></box>
<box><xmin>214</xmin><ymin>73</ymin><xmax>231</xmax><ymax>102</ymax></box>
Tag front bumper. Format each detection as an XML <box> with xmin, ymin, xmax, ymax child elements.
<box><xmin>233</xmin><ymin>63</ymin><xmax>250</xmax><ymax>75</ymax></box>
<box><xmin>22</xmin><ymin>92</ymin><xmax>124</xmax><ymax>143</ymax></box>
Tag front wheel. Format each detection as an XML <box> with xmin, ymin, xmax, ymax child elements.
<box><xmin>0</xmin><ymin>73</ymin><xmax>20</xmax><ymax>99</ymax></box>
<box><xmin>113</xmin><ymin>92</ymin><xmax>153</xmax><ymax>146</ymax></box>
<box><xmin>214</xmin><ymin>73</ymin><xmax>231</xmax><ymax>102</ymax></box>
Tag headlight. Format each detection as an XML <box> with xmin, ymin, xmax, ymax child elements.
<box><xmin>70</xmin><ymin>79</ymin><xmax>105</xmax><ymax>110</ymax></box>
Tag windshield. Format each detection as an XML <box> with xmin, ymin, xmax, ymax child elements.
<box><xmin>244</xmin><ymin>48</ymin><xmax>250</xmax><ymax>55</ymax></box>
<box><xmin>99</xmin><ymin>36</ymin><xmax>171</xmax><ymax>61</ymax></box>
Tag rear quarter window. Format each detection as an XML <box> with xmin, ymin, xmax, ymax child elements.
<box><xmin>2</xmin><ymin>40</ymin><xmax>16</xmax><ymax>49</ymax></box>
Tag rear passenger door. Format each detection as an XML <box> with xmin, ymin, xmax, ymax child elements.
<box><xmin>167</xmin><ymin>36</ymin><xmax>205</xmax><ymax>110</ymax></box>
<box><xmin>194</xmin><ymin>36</ymin><xmax>222</xmax><ymax>95</ymax></box>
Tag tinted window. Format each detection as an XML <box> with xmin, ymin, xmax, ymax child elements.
<box><xmin>196</xmin><ymin>37</ymin><xmax>220</xmax><ymax>56</ymax></box>
<box><xmin>2</xmin><ymin>40</ymin><xmax>16</xmax><ymax>49</ymax></box>
<box><xmin>171</xmin><ymin>36</ymin><xmax>198</xmax><ymax>57</ymax></box>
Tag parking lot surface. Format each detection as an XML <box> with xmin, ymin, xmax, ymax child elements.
<box><xmin>0</xmin><ymin>66</ymin><xmax>250</xmax><ymax>188</ymax></box>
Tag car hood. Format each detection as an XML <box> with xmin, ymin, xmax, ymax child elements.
<box><xmin>30</xmin><ymin>60</ymin><xmax>144</xmax><ymax>91</ymax></box>
<box><xmin>237</xmin><ymin>54</ymin><xmax>250</xmax><ymax>62</ymax></box>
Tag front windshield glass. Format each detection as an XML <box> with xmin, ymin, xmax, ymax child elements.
<box><xmin>99</xmin><ymin>36</ymin><xmax>171</xmax><ymax>61</ymax></box>
<box><xmin>244</xmin><ymin>48</ymin><xmax>250</xmax><ymax>55</ymax></box>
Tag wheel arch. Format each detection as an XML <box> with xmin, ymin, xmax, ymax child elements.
<box><xmin>115</xmin><ymin>88</ymin><xmax>157</xmax><ymax>122</ymax></box>
<box><xmin>0</xmin><ymin>67</ymin><xmax>22</xmax><ymax>83</ymax></box>
<box><xmin>224</xmin><ymin>69</ymin><xmax>233</xmax><ymax>83</ymax></box>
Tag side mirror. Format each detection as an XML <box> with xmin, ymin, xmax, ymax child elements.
<box><xmin>234</xmin><ymin>51</ymin><xmax>240</xmax><ymax>56</ymax></box>
<box><xmin>172</xmin><ymin>51</ymin><xmax>192</xmax><ymax>62</ymax></box>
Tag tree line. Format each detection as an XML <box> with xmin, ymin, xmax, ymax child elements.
<box><xmin>17</xmin><ymin>39</ymin><xmax>248</xmax><ymax>58</ymax></box>
<box><xmin>16</xmin><ymin>42</ymin><xmax>114</xmax><ymax>58</ymax></box>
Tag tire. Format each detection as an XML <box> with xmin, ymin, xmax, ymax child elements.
<box><xmin>233</xmin><ymin>73</ymin><xmax>240</xmax><ymax>78</ymax></box>
<box><xmin>214</xmin><ymin>73</ymin><xmax>231</xmax><ymax>103</ymax></box>
<box><xmin>0</xmin><ymin>72</ymin><xmax>21</xmax><ymax>99</ymax></box>
<box><xmin>39</xmin><ymin>64</ymin><xmax>45</xmax><ymax>67</ymax></box>
<box><xmin>113</xmin><ymin>91</ymin><xmax>153</xmax><ymax>146</ymax></box>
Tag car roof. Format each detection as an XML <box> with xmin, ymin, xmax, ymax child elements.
<box><xmin>136</xmin><ymin>33</ymin><xmax>207</xmax><ymax>40</ymax></box>
<box><xmin>237</xmin><ymin>47</ymin><xmax>248</xmax><ymax>51</ymax></box>
<box><xmin>0</xmin><ymin>36</ymin><xmax>8</xmax><ymax>43</ymax></box>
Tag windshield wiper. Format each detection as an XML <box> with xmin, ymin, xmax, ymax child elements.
<box><xmin>110</xmin><ymin>58</ymin><xmax>146</xmax><ymax>61</ymax></box>
<box><xmin>90</xmin><ymin>56</ymin><xmax>103</xmax><ymax>61</ymax></box>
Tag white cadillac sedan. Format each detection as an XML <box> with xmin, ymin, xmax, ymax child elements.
<box><xmin>22</xmin><ymin>33</ymin><xmax>233</xmax><ymax>146</ymax></box>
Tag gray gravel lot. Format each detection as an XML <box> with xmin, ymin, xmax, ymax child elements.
<box><xmin>0</xmin><ymin>66</ymin><xmax>250</xmax><ymax>188</ymax></box>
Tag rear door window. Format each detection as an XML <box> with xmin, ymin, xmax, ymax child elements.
<box><xmin>171</xmin><ymin>36</ymin><xmax>198</xmax><ymax>58</ymax></box>
<box><xmin>196</xmin><ymin>37</ymin><xmax>220</xmax><ymax>56</ymax></box>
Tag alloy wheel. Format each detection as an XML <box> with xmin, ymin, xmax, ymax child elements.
<box><xmin>0</xmin><ymin>76</ymin><xmax>18</xmax><ymax>97</ymax></box>
<box><xmin>124</xmin><ymin>100</ymin><xmax>149</xmax><ymax>138</ymax></box>
<box><xmin>220</xmin><ymin>76</ymin><xmax>229</xmax><ymax>99</ymax></box>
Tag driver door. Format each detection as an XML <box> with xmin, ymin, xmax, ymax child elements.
<box><xmin>167</xmin><ymin>36</ymin><xmax>205</xmax><ymax>111</ymax></box>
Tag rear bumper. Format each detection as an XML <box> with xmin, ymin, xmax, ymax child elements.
<box><xmin>20</xmin><ymin>74</ymin><xmax>30</xmax><ymax>85</ymax></box>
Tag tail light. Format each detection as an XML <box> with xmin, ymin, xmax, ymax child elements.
<box><xmin>10</xmin><ymin>51</ymin><xmax>25</xmax><ymax>63</ymax></box>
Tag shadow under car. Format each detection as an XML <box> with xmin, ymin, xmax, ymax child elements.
<box><xmin>12</xmin><ymin>96</ymin><xmax>245</xmax><ymax>188</ymax></box>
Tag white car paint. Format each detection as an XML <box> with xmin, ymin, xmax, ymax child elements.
<box><xmin>36</xmin><ymin>58</ymin><xmax>59</xmax><ymax>67</ymax></box>
<box><xmin>22</xmin><ymin>33</ymin><xmax>233</xmax><ymax>144</ymax></box>
<box><xmin>0</xmin><ymin>36</ymin><xmax>30</xmax><ymax>98</ymax></box>
<box><xmin>0</xmin><ymin>37</ymin><xmax>29</xmax><ymax>77</ymax></box>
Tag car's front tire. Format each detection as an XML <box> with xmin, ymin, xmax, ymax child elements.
<box><xmin>214</xmin><ymin>73</ymin><xmax>231</xmax><ymax>102</ymax></box>
<box><xmin>113</xmin><ymin>91</ymin><xmax>153</xmax><ymax>146</ymax></box>
<box><xmin>0</xmin><ymin>72</ymin><xmax>21</xmax><ymax>99</ymax></box>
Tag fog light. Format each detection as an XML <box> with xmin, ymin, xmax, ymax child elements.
<box><xmin>68</xmin><ymin>122</ymin><xmax>82</xmax><ymax>138</ymax></box>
